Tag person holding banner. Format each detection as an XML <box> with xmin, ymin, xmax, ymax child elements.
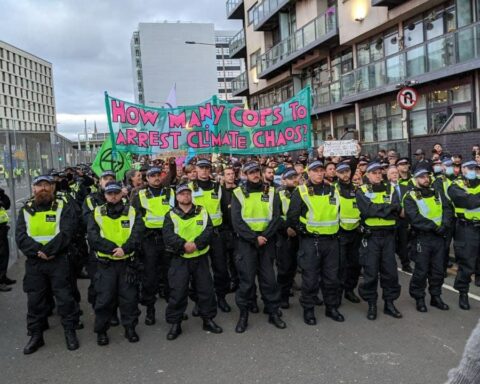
<box><xmin>131</xmin><ymin>167</ymin><xmax>174</xmax><ymax>325</ymax></box>
<box><xmin>287</xmin><ymin>160</ymin><xmax>344</xmax><ymax>326</ymax></box>
<box><xmin>231</xmin><ymin>161</ymin><xmax>286</xmax><ymax>333</ymax></box>
<box><xmin>189</xmin><ymin>159</ymin><xmax>232</xmax><ymax>314</ymax></box>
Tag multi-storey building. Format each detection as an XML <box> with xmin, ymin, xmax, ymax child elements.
<box><xmin>0</xmin><ymin>40</ymin><xmax>56</xmax><ymax>132</ymax></box>
<box><xmin>227</xmin><ymin>0</ymin><xmax>480</xmax><ymax>156</ymax></box>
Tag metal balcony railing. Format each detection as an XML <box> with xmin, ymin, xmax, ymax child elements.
<box><xmin>232</xmin><ymin>71</ymin><xmax>248</xmax><ymax>95</ymax></box>
<box><xmin>229</xmin><ymin>29</ymin><xmax>246</xmax><ymax>58</ymax></box>
<box><xmin>226</xmin><ymin>0</ymin><xmax>244</xmax><ymax>18</ymax></box>
<box><xmin>252</xmin><ymin>0</ymin><xmax>291</xmax><ymax>30</ymax></box>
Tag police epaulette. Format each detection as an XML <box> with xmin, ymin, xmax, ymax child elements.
<box><xmin>100</xmin><ymin>204</ymin><xmax>108</xmax><ymax>216</ymax></box>
<box><xmin>263</xmin><ymin>184</ymin><xmax>270</xmax><ymax>198</ymax></box>
<box><xmin>192</xmin><ymin>181</ymin><xmax>199</xmax><ymax>192</ymax></box>
<box><xmin>308</xmin><ymin>186</ymin><xmax>314</xmax><ymax>196</ymax></box>
<box><xmin>367</xmin><ymin>184</ymin><xmax>373</xmax><ymax>193</ymax></box>
<box><xmin>24</xmin><ymin>200</ymin><xmax>36</xmax><ymax>215</ymax></box>
<box><xmin>241</xmin><ymin>185</ymin><xmax>249</xmax><ymax>198</ymax></box>
<box><xmin>145</xmin><ymin>187</ymin><xmax>153</xmax><ymax>199</ymax></box>
<box><xmin>195</xmin><ymin>205</ymin><xmax>202</xmax><ymax>215</ymax></box>
<box><xmin>284</xmin><ymin>190</ymin><xmax>291</xmax><ymax>199</ymax></box>
<box><xmin>414</xmin><ymin>189</ymin><xmax>422</xmax><ymax>200</ymax></box>
<box><xmin>122</xmin><ymin>204</ymin><xmax>130</xmax><ymax>216</ymax></box>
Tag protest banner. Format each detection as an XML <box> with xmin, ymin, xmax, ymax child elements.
<box><xmin>322</xmin><ymin>140</ymin><xmax>358</xmax><ymax>157</ymax></box>
<box><xmin>104</xmin><ymin>87</ymin><xmax>312</xmax><ymax>156</ymax></box>
<box><xmin>92</xmin><ymin>137</ymin><xmax>132</xmax><ymax>180</ymax></box>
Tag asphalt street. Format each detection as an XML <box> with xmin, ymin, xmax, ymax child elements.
<box><xmin>0</xmin><ymin>259</ymin><xmax>478</xmax><ymax>384</ymax></box>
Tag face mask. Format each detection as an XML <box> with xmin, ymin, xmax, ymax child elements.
<box><xmin>433</xmin><ymin>165</ymin><xmax>442</xmax><ymax>174</ymax></box>
<box><xmin>465</xmin><ymin>170</ymin><xmax>477</xmax><ymax>180</ymax></box>
<box><xmin>445</xmin><ymin>167</ymin><xmax>454</xmax><ymax>176</ymax></box>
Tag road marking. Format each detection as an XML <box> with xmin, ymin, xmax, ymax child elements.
<box><xmin>398</xmin><ymin>268</ymin><xmax>480</xmax><ymax>302</ymax></box>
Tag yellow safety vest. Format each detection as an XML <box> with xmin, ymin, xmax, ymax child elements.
<box><xmin>24</xmin><ymin>199</ymin><xmax>64</xmax><ymax>245</ymax></box>
<box><xmin>298</xmin><ymin>184</ymin><xmax>339</xmax><ymax>235</ymax></box>
<box><xmin>139</xmin><ymin>188</ymin><xmax>173</xmax><ymax>229</ymax></box>
<box><xmin>233</xmin><ymin>186</ymin><xmax>274</xmax><ymax>232</ymax></box>
<box><xmin>452</xmin><ymin>179</ymin><xmax>480</xmax><ymax>221</ymax></box>
<box><xmin>278</xmin><ymin>189</ymin><xmax>291</xmax><ymax>220</ymax></box>
<box><xmin>360</xmin><ymin>184</ymin><xmax>396</xmax><ymax>227</ymax></box>
<box><xmin>408</xmin><ymin>190</ymin><xmax>443</xmax><ymax>227</ymax></box>
<box><xmin>169</xmin><ymin>206</ymin><xmax>209</xmax><ymax>258</ymax></box>
<box><xmin>0</xmin><ymin>207</ymin><xmax>9</xmax><ymax>224</ymax></box>
<box><xmin>94</xmin><ymin>204</ymin><xmax>136</xmax><ymax>260</ymax></box>
<box><xmin>189</xmin><ymin>182</ymin><xmax>223</xmax><ymax>227</ymax></box>
<box><xmin>335</xmin><ymin>184</ymin><xmax>360</xmax><ymax>231</ymax></box>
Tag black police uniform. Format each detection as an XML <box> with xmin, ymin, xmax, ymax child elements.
<box><xmin>0</xmin><ymin>189</ymin><xmax>11</xmax><ymax>284</ymax></box>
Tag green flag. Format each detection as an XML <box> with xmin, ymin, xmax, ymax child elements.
<box><xmin>92</xmin><ymin>136</ymin><xmax>131</xmax><ymax>180</ymax></box>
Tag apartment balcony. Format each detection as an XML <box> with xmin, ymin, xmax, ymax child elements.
<box><xmin>232</xmin><ymin>71</ymin><xmax>249</xmax><ymax>96</ymax></box>
<box><xmin>257</xmin><ymin>7</ymin><xmax>338</xmax><ymax>79</ymax></box>
<box><xmin>252</xmin><ymin>0</ymin><xmax>292</xmax><ymax>31</ymax></box>
<box><xmin>371</xmin><ymin>0</ymin><xmax>407</xmax><ymax>9</ymax></box>
<box><xmin>226</xmin><ymin>0</ymin><xmax>244</xmax><ymax>20</ymax></box>
<box><xmin>229</xmin><ymin>29</ymin><xmax>246</xmax><ymax>59</ymax></box>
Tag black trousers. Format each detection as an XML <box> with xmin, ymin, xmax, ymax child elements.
<box><xmin>409</xmin><ymin>233</ymin><xmax>445</xmax><ymax>299</ymax></box>
<box><xmin>444</xmin><ymin>218</ymin><xmax>455</xmax><ymax>272</ymax></box>
<box><xmin>298</xmin><ymin>236</ymin><xmax>340</xmax><ymax>310</ymax></box>
<box><xmin>235</xmin><ymin>238</ymin><xmax>281</xmax><ymax>314</ymax></box>
<box><xmin>86</xmin><ymin>250</ymin><xmax>97</xmax><ymax>307</ymax></box>
<box><xmin>358</xmin><ymin>230</ymin><xmax>401</xmax><ymax>303</ymax></box>
<box><xmin>166</xmin><ymin>254</ymin><xmax>217</xmax><ymax>324</ymax></box>
<box><xmin>0</xmin><ymin>224</ymin><xmax>9</xmax><ymax>280</ymax></box>
<box><xmin>94</xmin><ymin>260</ymin><xmax>139</xmax><ymax>333</ymax></box>
<box><xmin>209</xmin><ymin>229</ymin><xmax>230</xmax><ymax>299</ymax></box>
<box><xmin>23</xmin><ymin>256</ymin><xmax>79</xmax><ymax>333</ymax></box>
<box><xmin>454</xmin><ymin>222</ymin><xmax>480</xmax><ymax>294</ymax></box>
<box><xmin>395</xmin><ymin>220</ymin><xmax>410</xmax><ymax>268</ymax></box>
<box><xmin>221</xmin><ymin>230</ymin><xmax>238</xmax><ymax>286</ymax></box>
<box><xmin>338</xmin><ymin>229</ymin><xmax>361</xmax><ymax>292</ymax></box>
<box><xmin>276</xmin><ymin>233</ymin><xmax>298</xmax><ymax>300</ymax></box>
<box><xmin>141</xmin><ymin>232</ymin><xmax>169</xmax><ymax>307</ymax></box>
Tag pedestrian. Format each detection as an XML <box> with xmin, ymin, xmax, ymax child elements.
<box><xmin>0</xmin><ymin>187</ymin><xmax>13</xmax><ymax>291</ymax></box>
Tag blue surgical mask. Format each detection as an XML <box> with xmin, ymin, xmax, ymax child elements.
<box><xmin>465</xmin><ymin>170</ymin><xmax>477</xmax><ymax>180</ymax></box>
<box><xmin>433</xmin><ymin>165</ymin><xmax>442</xmax><ymax>174</ymax></box>
<box><xmin>445</xmin><ymin>166</ymin><xmax>454</xmax><ymax>176</ymax></box>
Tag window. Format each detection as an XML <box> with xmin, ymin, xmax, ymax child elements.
<box><xmin>360</xmin><ymin>99</ymin><xmax>402</xmax><ymax>143</ymax></box>
<box><xmin>250</xmin><ymin>49</ymin><xmax>261</xmax><ymax>69</ymax></box>
<box><xmin>247</xmin><ymin>3</ymin><xmax>257</xmax><ymax>26</ymax></box>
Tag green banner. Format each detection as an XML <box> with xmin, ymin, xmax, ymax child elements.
<box><xmin>105</xmin><ymin>87</ymin><xmax>312</xmax><ymax>156</ymax></box>
<box><xmin>92</xmin><ymin>136</ymin><xmax>132</xmax><ymax>180</ymax></box>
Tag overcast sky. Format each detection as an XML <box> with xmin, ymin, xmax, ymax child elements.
<box><xmin>1</xmin><ymin>0</ymin><xmax>240</xmax><ymax>139</ymax></box>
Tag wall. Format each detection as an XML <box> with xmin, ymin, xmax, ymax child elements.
<box><xmin>412</xmin><ymin>130</ymin><xmax>480</xmax><ymax>160</ymax></box>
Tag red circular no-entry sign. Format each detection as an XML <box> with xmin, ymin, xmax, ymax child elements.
<box><xmin>397</xmin><ymin>87</ymin><xmax>418</xmax><ymax>110</ymax></box>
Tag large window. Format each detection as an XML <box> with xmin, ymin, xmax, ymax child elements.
<box><xmin>360</xmin><ymin>99</ymin><xmax>402</xmax><ymax>143</ymax></box>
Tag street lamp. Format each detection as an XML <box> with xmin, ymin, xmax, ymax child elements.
<box><xmin>185</xmin><ymin>40</ymin><xmax>228</xmax><ymax>101</ymax></box>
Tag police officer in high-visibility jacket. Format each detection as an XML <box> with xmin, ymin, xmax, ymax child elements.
<box><xmin>231</xmin><ymin>161</ymin><xmax>286</xmax><ymax>333</ymax></box>
<box><xmin>131</xmin><ymin>166</ymin><xmax>174</xmax><ymax>326</ymax></box>
<box><xmin>287</xmin><ymin>160</ymin><xmax>344</xmax><ymax>326</ymax></box>
<box><xmin>87</xmin><ymin>181</ymin><xmax>144</xmax><ymax>346</ymax></box>
<box><xmin>189</xmin><ymin>159</ymin><xmax>231</xmax><ymax>313</ymax></box>
<box><xmin>447</xmin><ymin>160</ymin><xmax>480</xmax><ymax>310</ymax></box>
<box><xmin>16</xmin><ymin>175</ymin><xmax>80</xmax><ymax>354</ymax></box>
<box><xmin>335</xmin><ymin>162</ymin><xmax>362</xmax><ymax>304</ymax></box>
<box><xmin>162</xmin><ymin>183</ymin><xmax>222</xmax><ymax>340</ymax></box>
<box><xmin>276</xmin><ymin>168</ymin><xmax>300</xmax><ymax>309</ymax></box>
<box><xmin>0</xmin><ymin>186</ymin><xmax>13</xmax><ymax>292</ymax></box>
<box><xmin>356</xmin><ymin>162</ymin><xmax>402</xmax><ymax>321</ymax></box>
<box><xmin>404</xmin><ymin>168</ymin><xmax>452</xmax><ymax>312</ymax></box>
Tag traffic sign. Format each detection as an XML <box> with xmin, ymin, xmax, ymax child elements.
<box><xmin>397</xmin><ymin>87</ymin><xmax>418</xmax><ymax>110</ymax></box>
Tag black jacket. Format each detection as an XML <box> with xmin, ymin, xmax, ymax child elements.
<box><xmin>231</xmin><ymin>181</ymin><xmax>281</xmax><ymax>243</ymax></box>
<box><xmin>87</xmin><ymin>201</ymin><xmax>144</xmax><ymax>256</ymax></box>
<box><xmin>162</xmin><ymin>204</ymin><xmax>213</xmax><ymax>255</ymax></box>
<box><xmin>220</xmin><ymin>185</ymin><xmax>236</xmax><ymax>231</ymax></box>
<box><xmin>16</xmin><ymin>197</ymin><xmax>76</xmax><ymax>259</ymax></box>
<box><xmin>356</xmin><ymin>182</ymin><xmax>401</xmax><ymax>229</ymax></box>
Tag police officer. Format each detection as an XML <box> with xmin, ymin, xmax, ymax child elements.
<box><xmin>189</xmin><ymin>159</ymin><xmax>231</xmax><ymax>313</ymax></box>
<box><xmin>448</xmin><ymin>160</ymin><xmax>480</xmax><ymax>310</ymax></box>
<box><xmin>277</xmin><ymin>168</ymin><xmax>299</xmax><ymax>309</ymax></box>
<box><xmin>87</xmin><ymin>181</ymin><xmax>144</xmax><ymax>345</ymax></box>
<box><xmin>404</xmin><ymin>168</ymin><xmax>452</xmax><ymax>312</ymax></box>
<box><xmin>131</xmin><ymin>166</ymin><xmax>174</xmax><ymax>325</ymax></box>
<box><xmin>162</xmin><ymin>183</ymin><xmax>222</xmax><ymax>340</ymax></box>
<box><xmin>287</xmin><ymin>160</ymin><xmax>344</xmax><ymax>325</ymax></box>
<box><xmin>232</xmin><ymin>161</ymin><xmax>286</xmax><ymax>333</ymax></box>
<box><xmin>356</xmin><ymin>162</ymin><xmax>402</xmax><ymax>320</ymax></box>
<box><xmin>16</xmin><ymin>175</ymin><xmax>80</xmax><ymax>354</ymax></box>
<box><xmin>335</xmin><ymin>162</ymin><xmax>361</xmax><ymax>303</ymax></box>
<box><xmin>0</xmin><ymin>187</ymin><xmax>13</xmax><ymax>291</ymax></box>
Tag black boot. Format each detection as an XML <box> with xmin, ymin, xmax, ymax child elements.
<box><xmin>65</xmin><ymin>329</ymin><xmax>79</xmax><ymax>351</ymax></box>
<box><xmin>167</xmin><ymin>323</ymin><xmax>182</xmax><ymax>340</ymax></box>
<box><xmin>459</xmin><ymin>293</ymin><xmax>470</xmax><ymax>310</ymax></box>
<box><xmin>415</xmin><ymin>298</ymin><xmax>427</xmax><ymax>312</ymax></box>
<box><xmin>431</xmin><ymin>296</ymin><xmax>449</xmax><ymax>310</ymax></box>
<box><xmin>1</xmin><ymin>276</ymin><xmax>16</xmax><ymax>285</ymax></box>
<box><xmin>235</xmin><ymin>310</ymin><xmax>249</xmax><ymax>333</ymax></box>
<box><xmin>75</xmin><ymin>320</ymin><xmax>84</xmax><ymax>330</ymax></box>
<box><xmin>97</xmin><ymin>331</ymin><xmax>109</xmax><ymax>346</ymax></box>
<box><xmin>384</xmin><ymin>301</ymin><xmax>402</xmax><ymax>319</ymax></box>
<box><xmin>203</xmin><ymin>318</ymin><xmax>223</xmax><ymax>334</ymax></box>
<box><xmin>367</xmin><ymin>302</ymin><xmax>377</xmax><ymax>321</ymax></box>
<box><xmin>110</xmin><ymin>312</ymin><xmax>120</xmax><ymax>327</ymax></box>
<box><xmin>268</xmin><ymin>313</ymin><xmax>286</xmax><ymax>329</ymax></box>
<box><xmin>125</xmin><ymin>327</ymin><xmax>139</xmax><ymax>343</ymax></box>
<box><xmin>145</xmin><ymin>305</ymin><xmax>156</xmax><ymax>326</ymax></box>
<box><xmin>192</xmin><ymin>303</ymin><xmax>200</xmax><ymax>317</ymax></box>
<box><xmin>325</xmin><ymin>307</ymin><xmax>345</xmax><ymax>322</ymax></box>
<box><xmin>280</xmin><ymin>297</ymin><xmax>290</xmax><ymax>309</ymax></box>
<box><xmin>217</xmin><ymin>297</ymin><xmax>231</xmax><ymax>313</ymax></box>
<box><xmin>248</xmin><ymin>301</ymin><xmax>259</xmax><ymax>313</ymax></box>
<box><xmin>344</xmin><ymin>290</ymin><xmax>360</xmax><ymax>303</ymax></box>
<box><xmin>23</xmin><ymin>333</ymin><xmax>44</xmax><ymax>355</ymax></box>
<box><xmin>303</xmin><ymin>308</ymin><xmax>316</xmax><ymax>326</ymax></box>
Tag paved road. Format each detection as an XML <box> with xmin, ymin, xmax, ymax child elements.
<box><xmin>0</xmin><ymin>260</ymin><xmax>478</xmax><ymax>384</ymax></box>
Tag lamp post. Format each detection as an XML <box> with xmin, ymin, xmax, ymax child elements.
<box><xmin>185</xmin><ymin>40</ymin><xmax>228</xmax><ymax>101</ymax></box>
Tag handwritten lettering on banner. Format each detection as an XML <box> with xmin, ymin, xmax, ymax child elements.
<box><xmin>104</xmin><ymin>87</ymin><xmax>312</xmax><ymax>155</ymax></box>
<box><xmin>323</xmin><ymin>140</ymin><xmax>358</xmax><ymax>157</ymax></box>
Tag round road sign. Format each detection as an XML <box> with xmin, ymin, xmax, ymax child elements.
<box><xmin>397</xmin><ymin>87</ymin><xmax>418</xmax><ymax>110</ymax></box>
